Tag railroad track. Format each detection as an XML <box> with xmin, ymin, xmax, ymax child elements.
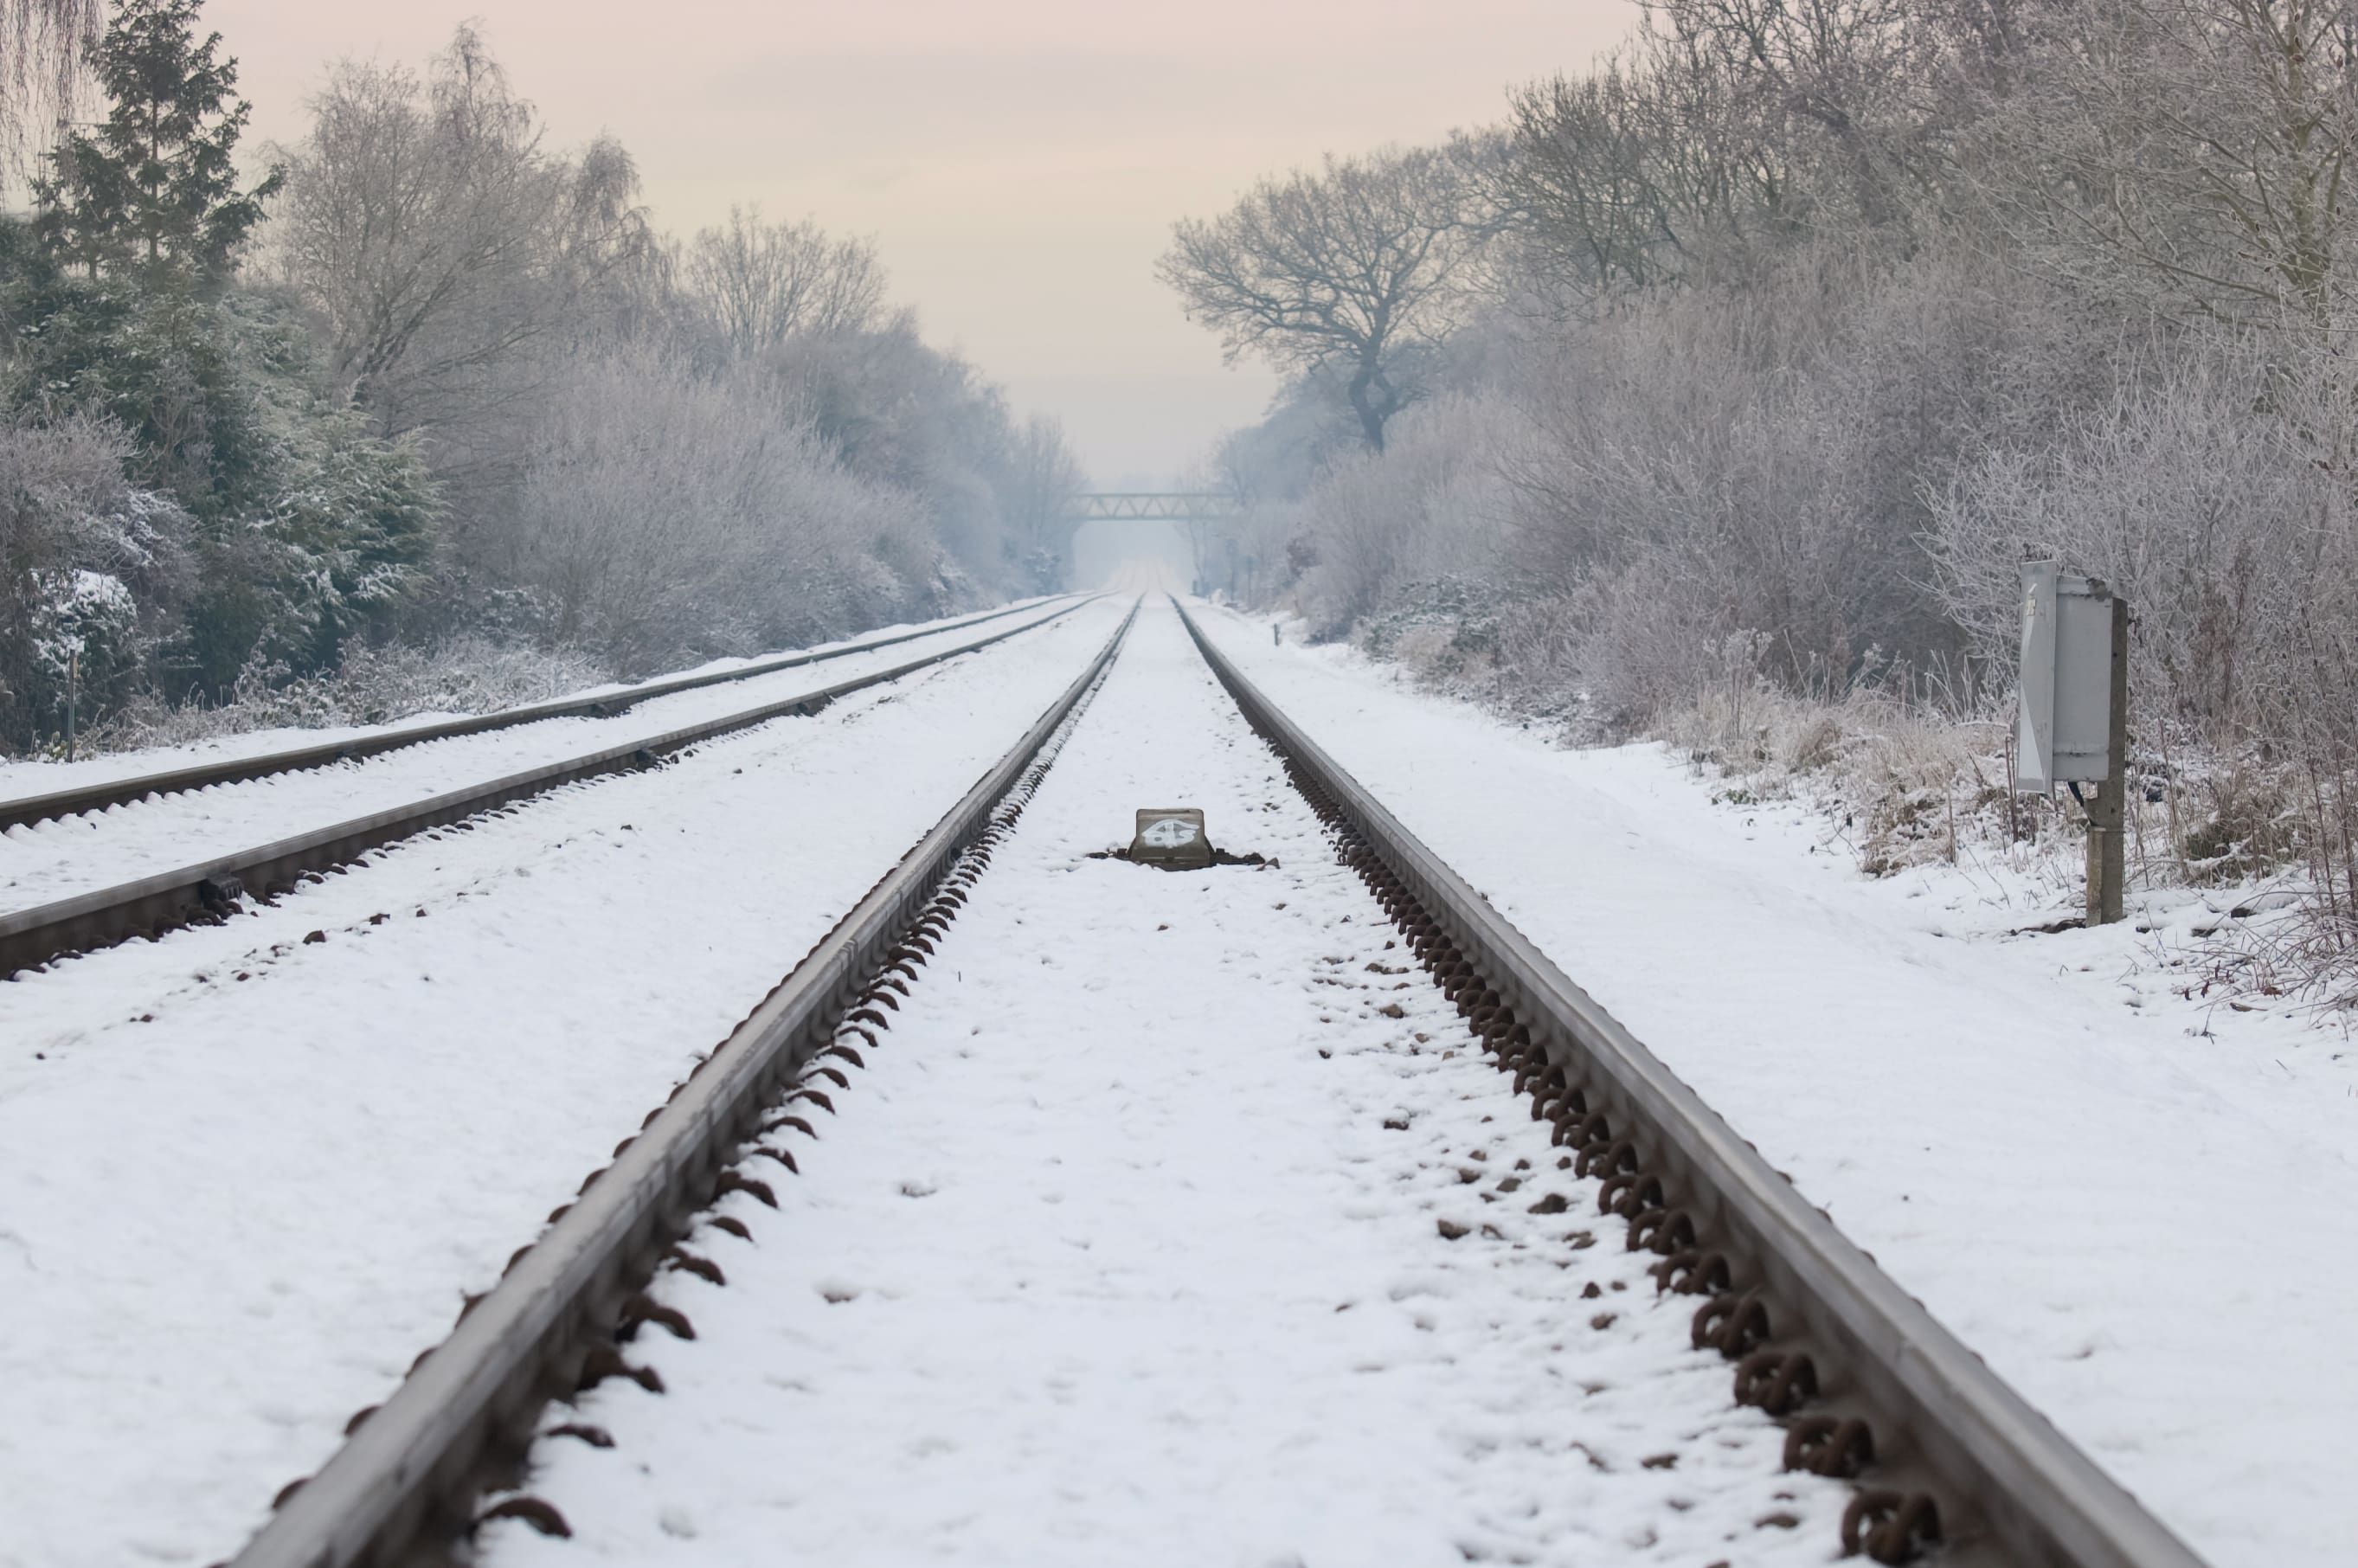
<box><xmin>0</xmin><ymin>594</ymin><xmax>1085</xmax><ymax>834</ymax></box>
<box><xmin>216</xmin><ymin>597</ymin><xmax>2197</xmax><ymax>1568</ymax></box>
<box><xmin>1174</xmin><ymin>603</ymin><xmax>2203</xmax><ymax>1568</ymax></box>
<box><xmin>0</xmin><ymin>596</ymin><xmax>1099</xmax><ymax>978</ymax></box>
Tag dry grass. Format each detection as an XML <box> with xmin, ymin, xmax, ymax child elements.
<box><xmin>74</xmin><ymin>637</ymin><xmax>610</xmax><ymax>757</ymax></box>
<box><xmin>1659</xmin><ymin>682</ymin><xmax>2036</xmax><ymax>877</ymax></box>
<box><xmin>1656</xmin><ymin>679</ymin><xmax>2356</xmax><ymax>1009</ymax></box>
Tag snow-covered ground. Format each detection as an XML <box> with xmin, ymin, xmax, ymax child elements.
<box><xmin>9</xmin><ymin>588</ymin><xmax>2345</xmax><ymax>1566</ymax></box>
<box><xmin>0</xmin><ymin>598</ymin><xmax>1083</xmax><ymax>916</ymax></box>
<box><xmin>481</xmin><ymin>599</ymin><xmax>1846</xmax><ymax>1568</ymax></box>
<box><xmin>0</xmin><ymin>599</ymin><xmax>1128</xmax><ymax>1568</ymax></box>
<box><xmin>1192</xmin><ymin>601</ymin><xmax>2358</xmax><ymax>1568</ymax></box>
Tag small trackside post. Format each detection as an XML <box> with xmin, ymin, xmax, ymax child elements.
<box><xmin>2083</xmin><ymin>596</ymin><xmax>2129</xmax><ymax>927</ymax></box>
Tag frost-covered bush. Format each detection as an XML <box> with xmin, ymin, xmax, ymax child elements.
<box><xmin>1925</xmin><ymin>337</ymin><xmax>2325</xmax><ymax>749</ymax></box>
<box><xmin>31</xmin><ymin>567</ymin><xmax>139</xmax><ymax>704</ymax></box>
<box><xmin>0</xmin><ymin>413</ymin><xmax>193</xmax><ymax>748</ymax></box>
<box><xmin>1291</xmin><ymin>395</ymin><xmax>1515</xmax><ymax>640</ymax></box>
<box><xmin>499</xmin><ymin>344</ymin><xmax>945</xmax><ymax>674</ymax></box>
<box><xmin>85</xmin><ymin>633</ymin><xmax>611</xmax><ymax>754</ymax></box>
<box><xmin>1926</xmin><ymin>327</ymin><xmax>2358</xmax><ymax>963</ymax></box>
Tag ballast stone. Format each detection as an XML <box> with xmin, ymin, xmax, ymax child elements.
<box><xmin>1128</xmin><ymin>807</ymin><xmax>1214</xmax><ymax>871</ymax></box>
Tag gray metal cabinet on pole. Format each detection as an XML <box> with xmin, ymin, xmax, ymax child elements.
<box><xmin>2013</xmin><ymin>561</ymin><xmax>2129</xmax><ymax>925</ymax></box>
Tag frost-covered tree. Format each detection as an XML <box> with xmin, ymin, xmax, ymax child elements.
<box><xmin>1160</xmin><ymin>145</ymin><xmax>1494</xmax><ymax>451</ymax></box>
<box><xmin>1193</xmin><ymin>0</ymin><xmax>2358</xmax><ymax>976</ymax></box>
<box><xmin>0</xmin><ymin>412</ymin><xmax>191</xmax><ymax>746</ymax></box>
<box><xmin>683</xmin><ymin>207</ymin><xmax>887</xmax><ymax>358</ymax></box>
<box><xmin>271</xmin><ymin>26</ymin><xmax>650</xmax><ymax>444</ymax></box>
<box><xmin>1978</xmin><ymin>0</ymin><xmax>2358</xmax><ymax>325</ymax></box>
<box><xmin>503</xmin><ymin>343</ymin><xmax>937</xmax><ymax>669</ymax></box>
<box><xmin>998</xmin><ymin>414</ymin><xmax>1087</xmax><ymax>591</ymax></box>
<box><xmin>3</xmin><ymin>11</ymin><xmax>1080</xmax><ymax>750</ymax></box>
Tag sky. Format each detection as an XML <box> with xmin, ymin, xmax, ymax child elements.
<box><xmin>205</xmin><ymin>0</ymin><xmax>1637</xmax><ymax>487</ymax></box>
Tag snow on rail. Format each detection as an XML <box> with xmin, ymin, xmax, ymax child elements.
<box><xmin>0</xmin><ymin>600</ymin><xmax>1132</xmax><ymax>1568</ymax></box>
<box><xmin>0</xmin><ymin>600</ymin><xmax>1089</xmax><ymax>919</ymax></box>
<box><xmin>0</xmin><ymin>594</ymin><xmax>1076</xmax><ymax>826</ymax></box>
<box><xmin>477</xmin><ymin>599</ymin><xmax>1846</xmax><ymax>1567</ymax></box>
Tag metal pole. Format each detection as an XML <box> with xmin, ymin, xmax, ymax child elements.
<box><xmin>66</xmin><ymin>647</ymin><xmax>79</xmax><ymax>764</ymax></box>
<box><xmin>2084</xmin><ymin>597</ymin><xmax>2128</xmax><ymax>926</ymax></box>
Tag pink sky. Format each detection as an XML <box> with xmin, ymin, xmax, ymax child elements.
<box><xmin>209</xmin><ymin>0</ymin><xmax>1636</xmax><ymax>484</ymax></box>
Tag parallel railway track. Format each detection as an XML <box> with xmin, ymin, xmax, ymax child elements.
<box><xmin>0</xmin><ymin>594</ymin><xmax>1085</xmax><ymax>835</ymax></box>
<box><xmin>0</xmin><ymin>596</ymin><xmax>1097</xmax><ymax>978</ymax></box>
<box><xmin>203</xmin><ymin>596</ymin><xmax>2198</xmax><ymax>1568</ymax></box>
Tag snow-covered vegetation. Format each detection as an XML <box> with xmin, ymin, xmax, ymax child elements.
<box><xmin>0</xmin><ymin>1</ymin><xmax>1085</xmax><ymax>757</ymax></box>
<box><xmin>1166</xmin><ymin>0</ymin><xmax>2358</xmax><ymax>1004</ymax></box>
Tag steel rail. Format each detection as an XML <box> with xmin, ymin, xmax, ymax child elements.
<box><xmin>228</xmin><ymin>600</ymin><xmax>1138</xmax><ymax>1568</ymax></box>
<box><xmin>1174</xmin><ymin>598</ymin><xmax>2204</xmax><ymax>1568</ymax></box>
<box><xmin>0</xmin><ymin>594</ymin><xmax>1091</xmax><ymax>833</ymax></box>
<box><xmin>0</xmin><ymin>597</ymin><xmax>1105</xmax><ymax>978</ymax></box>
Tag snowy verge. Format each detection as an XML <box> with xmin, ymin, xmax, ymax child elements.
<box><xmin>1192</xmin><ymin>600</ymin><xmax>2358</xmax><ymax>1568</ymax></box>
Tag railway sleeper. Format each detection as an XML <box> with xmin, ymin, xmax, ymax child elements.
<box><xmin>1171</xmin><ymin>601</ymin><xmax>2005</xmax><ymax>1568</ymax></box>
<box><xmin>1308</xmin><ymin>764</ymin><xmax>1952</xmax><ymax>1564</ymax></box>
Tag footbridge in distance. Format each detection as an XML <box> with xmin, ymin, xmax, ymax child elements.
<box><xmin>1065</xmin><ymin>492</ymin><xmax>1242</xmax><ymax>524</ymax></box>
<box><xmin>1063</xmin><ymin>493</ymin><xmax>1257</xmax><ymax>598</ymax></box>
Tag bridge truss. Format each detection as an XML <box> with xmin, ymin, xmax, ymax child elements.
<box><xmin>1066</xmin><ymin>493</ymin><xmax>1241</xmax><ymax>524</ymax></box>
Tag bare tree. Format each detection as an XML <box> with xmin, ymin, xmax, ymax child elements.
<box><xmin>1505</xmin><ymin>58</ymin><xmax>1699</xmax><ymax>296</ymax></box>
<box><xmin>1160</xmin><ymin>145</ymin><xmax>1493</xmax><ymax>451</ymax></box>
<box><xmin>270</xmin><ymin>26</ymin><xmax>649</xmax><ymax>447</ymax></box>
<box><xmin>995</xmin><ymin>413</ymin><xmax>1086</xmax><ymax>589</ymax></box>
<box><xmin>1505</xmin><ymin>0</ymin><xmax>1997</xmax><ymax>308</ymax></box>
<box><xmin>1654</xmin><ymin>0</ymin><xmax>1944</xmax><ymax>234</ymax></box>
<box><xmin>1979</xmin><ymin>0</ymin><xmax>2358</xmax><ymax>326</ymax></box>
<box><xmin>2</xmin><ymin>0</ymin><xmax>98</xmax><ymax>169</ymax></box>
<box><xmin>681</xmin><ymin>206</ymin><xmax>886</xmax><ymax>357</ymax></box>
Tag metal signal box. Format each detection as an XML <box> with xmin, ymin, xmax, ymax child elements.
<box><xmin>2014</xmin><ymin>561</ymin><xmax>2120</xmax><ymax>794</ymax></box>
<box><xmin>1128</xmin><ymin>807</ymin><xmax>1214</xmax><ymax>871</ymax></box>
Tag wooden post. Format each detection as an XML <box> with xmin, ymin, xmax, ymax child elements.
<box><xmin>66</xmin><ymin>647</ymin><xmax>80</xmax><ymax>765</ymax></box>
<box><xmin>2084</xmin><ymin>596</ymin><xmax>2128</xmax><ymax>926</ymax></box>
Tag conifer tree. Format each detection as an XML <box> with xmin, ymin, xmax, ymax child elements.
<box><xmin>31</xmin><ymin>0</ymin><xmax>280</xmax><ymax>287</ymax></box>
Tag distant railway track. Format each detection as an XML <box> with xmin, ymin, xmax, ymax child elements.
<box><xmin>0</xmin><ymin>596</ymin><xmax>1101</xmax><ymax>979</ymax></box>
<box><xmin>0</xmin><ymin>594</ymin><xmax>1087</xmax><ymax>834</ymax></box>
<box><xmin>214</xmin><ymin>596</ymin><xmax>2201</xmax><ymax>1568</ymax></box>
